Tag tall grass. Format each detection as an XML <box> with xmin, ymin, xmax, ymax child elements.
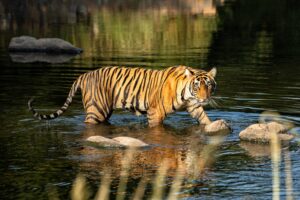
<box><xmin>66</xmin><ymin>111</ymin><xmax>297</xmax><ymax>200</ymax></box>
<box><xmin>270</xmin><ymin>132</ymin><xmax>281</xmax><ymax>200</ymax></box>
<box><xmin>69</xmin><ymin>135</ymin><xmax>225</xmax><ymax>200</ymax></box>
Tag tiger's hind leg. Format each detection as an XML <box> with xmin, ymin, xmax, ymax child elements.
<box><xmin>147</xmin><ymin>107</ymin><xmax>165</xmax><ymax>127</ymax></box>
<box><xmin>84</xmin><ymin>100</ymin><xmax>112</xmax><ymax>124</ymax></box>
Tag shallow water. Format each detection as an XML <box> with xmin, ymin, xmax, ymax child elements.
<box><xmin>0</xmin><ymin>0</ymin><xmax>300</xmax><ymax>199</ymax></box>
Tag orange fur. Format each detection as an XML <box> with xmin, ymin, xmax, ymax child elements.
<box><xmin>28</xmin><ymin>65</ymin><xmax>217</xmax><ymax>127</ymax></box>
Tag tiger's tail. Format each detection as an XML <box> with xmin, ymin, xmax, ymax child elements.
<box><xmin>28</xmin><ymin>78</ymin><xmax>81</xmax><ymax>121</ymax></box>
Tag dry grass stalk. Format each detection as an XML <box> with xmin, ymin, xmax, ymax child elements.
<box><xmin>132</xmin><ymin>177</ymin><xmax>148</xmax><ymax>200</ymax></box>
<box><xmin>284</xmin><ymin>150</ymin><xmax>294</xmax><ymax>200</ymax></box>
<box><xmin>151</xmin><ymin>159</ymin><xmax>170</xmax><ymax>200</ymax></box>
<box><xmin>270</xmin><ymin>132</ymin><xmax>281</xmax><ymax>200</ymax></box>
<box><xmin>116</xmin><ymin>147</ymin><xmax>137</xmax><ymax>200</ymax></box>
<box><xmin>71</xmin><ymin>174</ymin><xmax>90</xmax><ymax>200</ymax></box>
<box><xmin>95</xmin><ymin>169</ymin><xmax>112</xmax><ymax>200</ymax></box>
<box><xmin>166</xmin><ymin>165</ymin><xmax>185</xmax><ymax>200</ymax></box>
<box><xmin>198</xmin><ymin>136</ymin><xmax>224</xmax><ymax>176</ymax></box>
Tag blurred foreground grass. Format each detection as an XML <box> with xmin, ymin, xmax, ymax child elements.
<box><xmin>64</xmin><ymin>135</ymin><xmax>225</xmax><ymax>200</ymax></box>
<box><xmin>49</xmin><ymin>111</ymin><xmax>297</xmax><ymax>200</ymax></box>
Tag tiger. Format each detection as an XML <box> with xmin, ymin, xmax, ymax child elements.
<box><xmin>28</xmin><ymin>65</ymin><xmax>217</xmax><ymax>127</ymax></box>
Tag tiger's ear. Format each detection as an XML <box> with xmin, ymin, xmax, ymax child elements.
<box><xmin>208</xmin><ymin>67</ymin><xmax>217</xmax><ymax>78</ymax></box>
<box><xmin>184</xmin><ymin>68</ymin><xmax>193</xmax><ymax>78</ymax></box>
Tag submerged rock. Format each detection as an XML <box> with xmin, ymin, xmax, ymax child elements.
<box><xmin>204</xmin><ymin>119</ymin><xmax>231</xmax><ymax>135</ymax></box>
<box><xmin>239</xmin><ymin>122</ymin><xmax>293</xmax><ymax>143</ymax></box>
<box><xmin>8</xmin><ymin>36</ymin><xmax>83</xmax><ymax>54</ymax></box>
<box><xmin>86</xmin><ymin>135</ymin><xmax>149</xmax><ymax>148</ymax></box>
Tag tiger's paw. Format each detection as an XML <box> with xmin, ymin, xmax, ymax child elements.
<box><xmin>204</xmin><ymin>119</ymin><xmax>231</xmax><ymax>135</ymax></box>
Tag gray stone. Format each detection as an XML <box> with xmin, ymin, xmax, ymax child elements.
<box><xmin>204</xmin><ymin>119</ymin><xmax>231</xmax><ymax>135</ymax></box>
<box><xmin>239</xmin><ymin>122</ymin><xmax>294</xmax><ymax>143</ymax></box>
<box><xmin>8</xmin><ymin>36</ymin><xmax>83</xmax><ymax>54</ymax></box>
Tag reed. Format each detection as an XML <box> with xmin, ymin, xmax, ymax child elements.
<box><xmin>270</xmin><ymin>132</ymin><xmax>281</xmax><ymax>200</ymax></box>
<box><xmin>67</xmin><ymin>111</ymin><xmax>297</xmax><ymax>200</ymax></box>
<box><xmin>284</xmin><ymin>149</ymin><xmax>294</xmax><ymax>200</ymax></box>
<box><xmin>151</xmin><ymin>160</ymin><xmax>170</xmax><ymax>200</ymax></box>
<box><xmin>132</xmin><ymin>177</ymin><xmax>148</xmax><ymax>200</ymax></box>
<box><xmin>95</xmin><ymin>169</ymin><xmax>112</xmax><ymax>200</ymax></box>
<box><xmin>116</xmin><ymin>147</ymin><xmax>136</xmax><ymax>200</ymax></box>
<box><xmin>70</xmin><ymin>174</ymin><xmax>90</xmax><ymax>200</ymax></box>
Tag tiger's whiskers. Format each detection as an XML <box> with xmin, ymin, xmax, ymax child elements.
<box><xmin>209</xmin><ymin>98</ymin><xmax>220</xmax><ymax>108</ymax></box>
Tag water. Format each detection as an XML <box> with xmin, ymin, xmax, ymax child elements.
<box><xmin>0</xmin><ymin>0</ymin><xmax>300</xmax><ymax>199</ymax></box>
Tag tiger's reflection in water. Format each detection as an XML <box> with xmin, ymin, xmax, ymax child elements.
<box><xmin>76</xmin><ymin>123</ymin><xmax>225</xmax><ymax>181</ymax></box>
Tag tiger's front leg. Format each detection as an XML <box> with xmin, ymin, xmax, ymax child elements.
<box><xmin>187</xmin><ymin>103</ymin><xmax>231</xmax><ymax>134</ymax></box>
<box><xmin>187</xmin><ymin>105</ymin><xmax>211</xmax><ymax>125</ymax></box>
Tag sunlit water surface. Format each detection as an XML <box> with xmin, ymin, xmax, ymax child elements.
<box><xmin>0</xmin><ymin>0</ymin><xmax>300</xmax><ymax>199</ymax></box>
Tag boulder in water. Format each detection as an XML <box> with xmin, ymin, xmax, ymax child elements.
<box><xmin>204</xmin><ymin>119</ymin><xmax>231</xmax><ymax>135</ymax></box>
<box><xmin>86</xmin><ymin>135</ymin><xmax>149</xmax><ymax>148</ymax></box>
<box><xmin>86</xmin><ymin>136</ymin><xmax>123</xmax><ymax>148</ymax></box>
<box><xmin>239</xmin><ymin>122</ymin><xmax>293</xmax><ymax>143</ymax></box>
<box><xmin>8</xmin><ymin>36</ymin><xmax>83</xmax><ymax>54</ymax></box>
<box><xmin>113</xmin><ymin>137</ymin><xmax>149</xmax><ymax>147</ymax></box>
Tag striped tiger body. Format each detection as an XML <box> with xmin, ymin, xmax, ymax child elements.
<box><xmin>28</xmin><ymin>65</ymin><xmax>217</xmax><ymax>127</ymax></box>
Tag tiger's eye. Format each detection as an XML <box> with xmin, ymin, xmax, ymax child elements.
<box><xmin>194</xmin><ymin>79</ymin><xmax>200</xmax><ymax>88</ymax></box>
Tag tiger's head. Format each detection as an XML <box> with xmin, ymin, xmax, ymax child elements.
<box><xmin>184</xmin><ymin>67</ymin><xmax>217</xmax><ymax>106</ymax></box>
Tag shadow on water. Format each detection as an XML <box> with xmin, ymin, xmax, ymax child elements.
<box><xmin>9</xmin><ymin>53</ymin><xmax>79</xmax><ymax>64</ymax></box>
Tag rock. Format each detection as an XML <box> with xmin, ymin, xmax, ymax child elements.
<box><xmin>86</xmin><ymin>136</ymin><xmax>124</xmax><ymax>148</ymax></box>
<box><xmin>9</xmin><ymin>52</ymin><xmax>77</xmax><ymax>63</ymax></box>
<box><xmin>267</xmin><ymin>121</ymin><xmax>288</xmax><ymax>133</ymax></box>
<box><xmin>239</xmin><ymin>122</ymin><xmax>294</xmax><ymax>143</ymax></box>
<box><xmin>86</xmin><ymin>136</ymin><xmax>149</xmax><ymax>148</ymax></box>
<box><xmin>204</xmin><ymin>119</ymin><xmax>231</xmax><ymax>135</ymax></box>
<box><xmin>8</xmin><ymin>36</ymin><xmax>83</xmax><ymax>54</ymax></box>
<box><xmin>113</xmin><ymin>137</ymin><xmax>149</xmax><ymax>147</ymax></box>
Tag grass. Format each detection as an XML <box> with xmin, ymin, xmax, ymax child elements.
<box><xmin>67</xmin><ymin>135</ymin><xmax>225</xmax><ymax>200</ymax></box>
<box><xmin>61</xmin><ymin>111</ymin><xmax>297</xmax><ymax>199</ymax></box>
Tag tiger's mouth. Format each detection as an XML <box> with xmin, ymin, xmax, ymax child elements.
<box><xmin>187</xmin><ymin>98</ymin><xmax>210</xmax><ymax>107</ymax></box>
<box><xmin>197</xmin><ymin>98</ymin><xmax>210</xmax><ymax>106</ymax></box>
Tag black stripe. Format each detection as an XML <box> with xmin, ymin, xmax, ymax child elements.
<box><xmin>114</xmin><ymin>68</ymin><xmax>131</xmax><ymax>106</ymax></box>
<box><xmin>190</xmin><ymin>104</ymin><xmax>201</xmax><ymax>113</ymax></box>
<box><xmin>111</xmin><ymin>69</ymin><xmax>125</xmax><ymax>107</ymax></box>
<box><xmin>85</xmin><ymin>116</ymin><xmax>102</xmax><ymax>123</ymax></box>
<box><xmin>106</xmin><ymin>67</ymin><xmax>117</xmax><ymax>90</ymax></box>
<box><xmin>144</xmin><ymin>70</ymin><xmax>154</xmax><ymax>109</ymax></box>
<box><xmin>92</xmin><ymin>100</ymin><xmax>107</xmax><ymax>118</ymax></box>
<box><xmin>123</xmin><ymin>69</ymin><xmax>138</xmax><ymax>104</ymax></box>
<box><xmin>135</xmin><ymin>70</ymin><xmax>147</xmax><ymax>111</ymax></box>
<box><xmin>172</xmin><ymin>100</ymin><xmax>176</xmax><ymax>111</ymax></box>
<box><xmin>199</xmin><ymin>109</ymin><xmax>204</xmax><ymax>119</ymax></box>
<box><xmin>86</xmin><ymin>112</ymin><xmax>101</xmax><ymax>119</ymax></box>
